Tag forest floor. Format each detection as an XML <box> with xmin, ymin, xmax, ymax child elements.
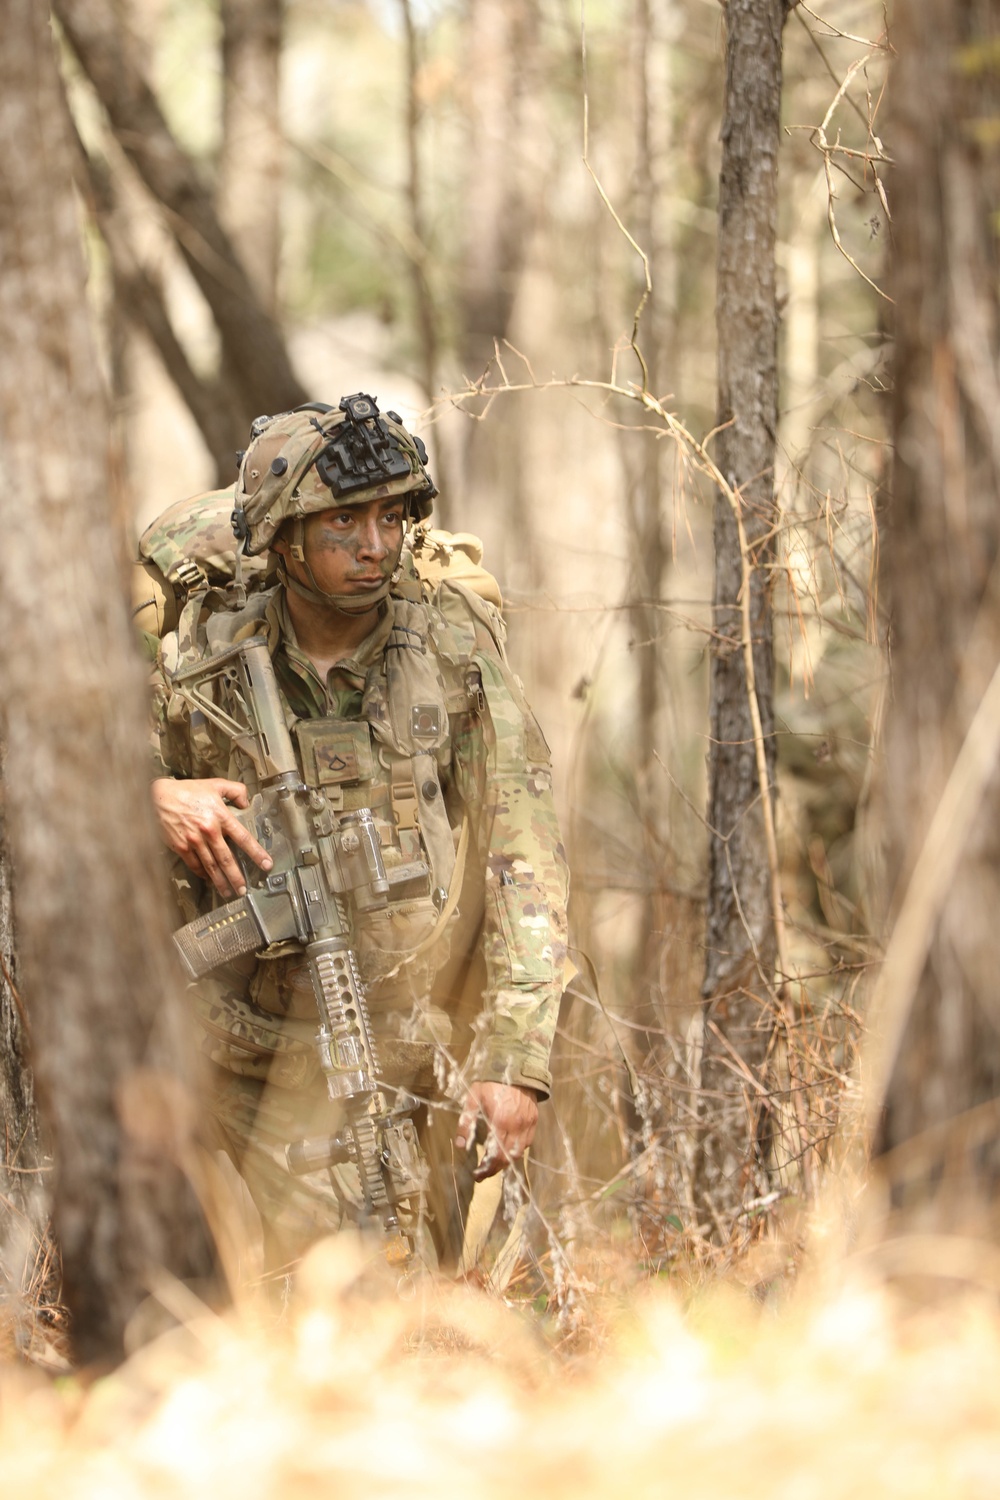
<box><xmin>2</xmin><ymin>1199</ymin><xmax>1000</xmax><ymax>1500</ymax></box>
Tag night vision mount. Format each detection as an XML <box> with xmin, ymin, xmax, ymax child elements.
<box><xmin>315</xmin><ymin>393</ymin><xmax>409</xmax><ymax>496</ymax></box>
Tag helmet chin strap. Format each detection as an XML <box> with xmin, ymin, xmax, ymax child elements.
<box><xmin>277</xmin><ymin>517</ymin><xmax>402</xmax><ymax>615</ymax></box>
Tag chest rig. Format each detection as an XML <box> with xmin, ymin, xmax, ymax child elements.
<box><xmin>169</xmin><ymin>585</ymin><xmax>489</xmax><ymax>1040</ymax></box>
<box><xmin>261</xmin><ymin>599</ymin><xmax>482</xmax><ymax>1022</ymax></box>
<box><xmin>291</xmin><ymin>601</ymin><xmax>467</xmax><ymax>883</ymax></box>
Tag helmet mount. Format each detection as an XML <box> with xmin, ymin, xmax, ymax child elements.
<box><xmin>313</xmin><ymin>394</ymin><xmax>413</xmax><ymax>497</ymax></box>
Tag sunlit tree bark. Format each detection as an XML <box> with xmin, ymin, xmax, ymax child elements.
<box><xmin>874</xmin><ymin>0</ymin><xmax>1000</xmax><ymax>1231</ymax></box>
<box><xmin>623</xmin><ymin>0</ymin><xmax>674</xmax><ymax>1058</ymax></box>
<box><xmin>454</xmin><ymin>0</ymin><xmax>544</xmax><ymax>642</ymax></box>
<box><xmin>219</xmin><ymin>0</ymin><xmax>284</xmax><ymax>312</ymax></box>
<box><xmin>619</xmin><ymin>0</ymin><xmax>671</xmax><ymax>786</ymax></box>
<box><xmin>396</xmin><ymin>0</ymin><xmax>451</xmax><ymax>517</ymax></box>
<box><xmin>457</xmin><ymin>0</ymin><xmax>539</xmax><ymax>383</ymax></box>
<box><xmin>0</xmin><ymin>0</ymin><xmax>214</xmax><ymax>1364</ymax></box>
<box><xmin>693</xmin><ymin>0</ymin><xmax>790</xmax><ymax>1241</ymax></box>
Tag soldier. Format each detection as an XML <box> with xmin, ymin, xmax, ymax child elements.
<box><xmin>150</xmin><ymin>395</ymin><xmax>568</xmax><ymax>1269</ymax></box>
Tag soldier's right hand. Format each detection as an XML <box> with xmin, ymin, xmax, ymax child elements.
<box><xmin>151</xmin><ymin>777</ymin><xmax>273</xmax><ymax>899</ymax></box>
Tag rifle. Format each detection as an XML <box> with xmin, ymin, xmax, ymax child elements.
<box><xmin>168</xmin><ymin>636</ymin><xmax>425</xmax><ymax>1263</ymax></box>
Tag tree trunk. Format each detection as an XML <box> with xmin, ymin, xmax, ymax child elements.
<box><xmin>693</xmin><ymin>0</ymin><xmax>787</xmax><ymax>1242</ymax></box>
<box><xmin>0</xmin><ymin>767</ymin><xmax>53</xmax><ymax>1352</ymax></box>
<box><xmin>80</xmin><ymin>144</ymin><xmax>247</xmax><ymax>487</ymax></box>
<box><xmin>397</xmin><ymin>0</ymin><xmax>453</xmax><ymax>517</ymax></box>
<box><xmin>54</xmin><ymin>0</ymin><xmax>306</xmax><ymax>426</ymax></box>
<box><xmin>622</xmin><ymin>0</ymin><xmax>669</xmax><ymax>786</ymax></box>
<box><xmin>0</xmin><ymin>0</ymin><xmax>215</xmax><ymax>1365</ymax></box>
<box><xmin>0</xmin><ymin>753</ymin><xmax>40</xmax><ymax>1216</ymax></box>
<box><xmin>874</xmin><ymin>0</ymin><xmax>1000</xmax><ymax>1233</ymax></box>
<box><xmin>457</xmin><ymin>0</ymin><xmax>538</xmax><ymax>382</ymax></box>
<box><xmin>454</xmin><ymin>0</ymin><xmax>543</xmax><ymax>615</ymax></box>
<box><xmin>219</xmin><ymin>0</ymin><xmax>284</xmax><ymax>313</ymax></box>
<box><xmin>609</xmin><ymin>0</ymin><xmax>673</xmax><ymax>1164</ymax></box>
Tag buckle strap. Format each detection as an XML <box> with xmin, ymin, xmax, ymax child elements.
<box><xmin>390</xmin><ymin>758</ymin><xmax>419</xmax><ymax>831</ymax></box>
<box><xmin>171</xmin><ymin>558</ymin><xmax>209</xmax><ymax>595</ymax></box>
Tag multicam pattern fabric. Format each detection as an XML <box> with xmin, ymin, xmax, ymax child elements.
<box><xmin>153</xmin><ymin>578</ymin><xmax>568</xmax><ymax>1100</ymax></box>
<box><xmin>132</xmin><ymin>489</ymin><xmax>271</xmax><ymax>640</ymax></box>
<box><xmin>138</xmin><ymin>488</ymin><xmax>249</xmax><ymax>584</ymax></box>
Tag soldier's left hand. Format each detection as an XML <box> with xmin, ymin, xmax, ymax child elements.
<box><xmin>455</xmin><ymin>1081</ymin><xmax>539</xmax><ymax>1181</ymax></box>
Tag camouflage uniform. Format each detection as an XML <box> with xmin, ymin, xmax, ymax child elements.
<box><xmin>152</xmin><ymin>560</ymin><xmax>568</xmax><ymax>1265</ymax></box>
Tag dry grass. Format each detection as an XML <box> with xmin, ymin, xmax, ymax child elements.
<box><xmin>0</xmin><ymin>1191</ymin><xmax>67</xmax><ymax>1370</ymax></box>
<box><xmin>2</xmin><ymin>1214</ymin><xmax>1000</xmax><ymax>1500</ymax></box>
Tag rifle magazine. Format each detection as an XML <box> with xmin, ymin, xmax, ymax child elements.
<box><xmin>173</xmin><ymin>896</ymin><xmax>263</xmax><ymax>980</ymax></box>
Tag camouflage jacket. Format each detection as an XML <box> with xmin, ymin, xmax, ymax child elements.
<box><xmin>152</xmin><ymin>578</ymin><xmax>568</xmax><ymax>1098</ymax></box>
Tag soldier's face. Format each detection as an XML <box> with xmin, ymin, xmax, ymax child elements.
<box><xmin>275</xmin><ymin>497</ymin><xmax>405</xmax><ymax>601</ymax></box>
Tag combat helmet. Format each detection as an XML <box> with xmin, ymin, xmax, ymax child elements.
<box><xmin>232</xmin><ymin>393</ymin><xmax>436</xmax><ymax>557</ymax></box>
<box><xmin>231</xmin><ymin>393</ymin><xmax>437</xmax><ymax>614</ymax></box>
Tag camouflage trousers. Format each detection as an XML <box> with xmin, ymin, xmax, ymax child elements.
<box><xmin>188</xmin><ymin>956</ymin><xmax>480</xmax><ymax>1271</ymax></box>
<box><xmin>200</xmin><ymin>1058</ymin><xmax>476</xmax><ymax>1273</ymax></box>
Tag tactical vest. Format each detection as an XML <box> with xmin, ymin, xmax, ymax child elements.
<box><xmin>163</xmin><ymin>577</ymin><xmax>531</xmax><ymax>1093</ymax></box>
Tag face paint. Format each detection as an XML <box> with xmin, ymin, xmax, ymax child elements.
<box><xmin>310</xmin><ymin>507</ymin><xmax>402</xmax><ymax>571</ymax></box>
<box><xmin>276</xmin><ymin>499</ymin><xmax>405</xmax><ymax>610</ymax></box>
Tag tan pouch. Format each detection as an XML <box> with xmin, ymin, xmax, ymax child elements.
<box><xmin>294</xmin><ymin>718</ymin><xmax>376</xmax><ymax>787</ymax></box>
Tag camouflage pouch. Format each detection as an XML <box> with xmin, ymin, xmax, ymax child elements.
<box><xmin>133</xmin><ymin>488</ymin><xmax>270</xmax><ymax>636</ymax></box>
<box><xmin>403</xmin><ymin>528</ymin><xmax>503</xmax><ymax>610</ymax></box>
<box><xmin>193</xmin><ymin>973</ymin><xmax>319</xmax><ymax>1088</ymax></box>
<box><xmin>485</xmin><ymin>872</ymin><xmax>555</xmax><ymax>987</ymax></box>
<box><xmin>294</xmin><ymin>718</ymin><xmax>376</xmax><ymax>788</ymax></box>
<box><xmin>355</xmin><ymin>898</ymin><xmax>449</xmax><ymax>1007</ymax></box>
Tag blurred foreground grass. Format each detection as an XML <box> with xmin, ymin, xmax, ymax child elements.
<box><xmin>2</xmin><ymin>1220</ymin><xmax>1000</xmax><ymax>1500</ymax></box>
